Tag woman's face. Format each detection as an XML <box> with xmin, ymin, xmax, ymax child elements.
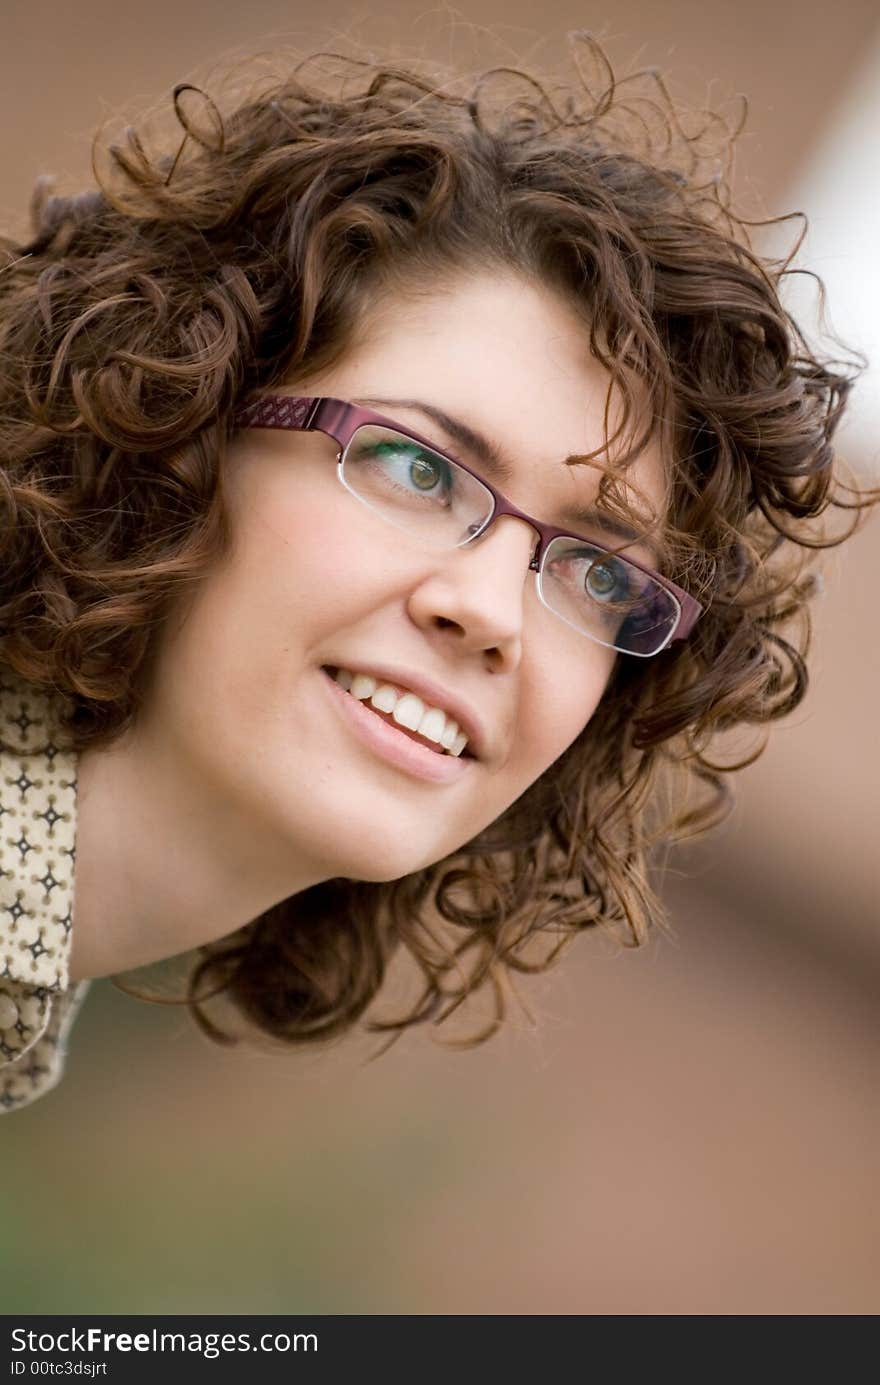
<box><xmin>143</xmin><ymin>271</ymin><xmax>668</xmax><ymax>885</ymax></box>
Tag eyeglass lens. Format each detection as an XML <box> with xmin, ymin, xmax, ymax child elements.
<box><xmin>340</xmin><ymin>424</ymin><xmax>679</xmax><ymax>657</ymax></box>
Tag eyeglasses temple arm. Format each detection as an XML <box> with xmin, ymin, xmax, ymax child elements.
<box><xmin>674</xmin><ymin>593</ymin><xmax>703</xmax><ymax>639</ymax></box>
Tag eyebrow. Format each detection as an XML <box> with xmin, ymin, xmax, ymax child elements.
<box><xmin>352</xmin><ymin>395</ymin><xmax>662</xmax><ymax>557</ymax></box>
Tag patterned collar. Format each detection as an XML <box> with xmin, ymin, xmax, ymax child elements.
<box><xmin>0</xmin><ymin>670</ymin><xmax>81</xmax><ymax>1111</ymax></box>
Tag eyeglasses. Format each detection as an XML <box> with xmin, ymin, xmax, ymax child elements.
<box><xmin>233</xmin><ymin>395</ymin><xmax>703</xmax><ymax>657</ymax></box>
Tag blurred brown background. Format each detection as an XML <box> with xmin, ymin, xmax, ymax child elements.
<box><xmin>1</xmin><ymin>0</ymin><xmax>878</xmax><ymax>1315</ymax></box>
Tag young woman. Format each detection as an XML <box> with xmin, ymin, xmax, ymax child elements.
<box><xmin>1</xmin><ymin>40</ymin><xmax>872</xmax><ymax>1112</ymax></box>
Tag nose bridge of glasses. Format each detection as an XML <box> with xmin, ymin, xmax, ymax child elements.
<box><xmin>483</xmin><ymin>496</ymin><xmax>544</xmax><ymax>572</ymax></box>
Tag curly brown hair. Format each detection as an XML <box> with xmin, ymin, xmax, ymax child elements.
<box><xmin>0</xmin><ymin>36</ymin><xmax>874</xmax><ymax>1050</ymax></box>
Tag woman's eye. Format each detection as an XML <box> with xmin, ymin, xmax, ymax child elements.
<box><xmin>371</xmin><ymin>442</ymin><xmax>451</xmax><ymax>496</ymax></box>
<box><xmin>584</xmin><ymin>556</ymin><xmax>630</xmax><ymax>603</ymax></box>
<box><xmin>546</xmin><ymin>546</ymin><xmax>643</xmax><ymax>618</ymax></box>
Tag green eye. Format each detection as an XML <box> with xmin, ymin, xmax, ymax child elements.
<box><xmin>585</xmin><ymin>559</ymin><xmax>626</xmax><ymax>602</ymax></box>
<box><xmin>372</xmin><ymin>442</ymin><xmax>443</xmax><ymax>491</ymax></box>
<box><xmin>409</xmin><ymin>455</ymin><xmax>443</xmax><ymax>490</ymax></box>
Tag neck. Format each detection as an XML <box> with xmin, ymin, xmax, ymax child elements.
<box><xmin>68</xmin><ymin>718</ymin><xmax>323</xmax><ymax>983</ymax></box>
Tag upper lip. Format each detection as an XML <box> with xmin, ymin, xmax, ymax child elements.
<box><xmin>325</xmin><ymin>660</ymin><xmax>489</xmax><ymax>760</ymax></box>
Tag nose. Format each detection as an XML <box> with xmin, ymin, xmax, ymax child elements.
<box><xmin>406</xmin><ymin>513</ymin><xmax>541</xmax><ymax>669</ymax></box>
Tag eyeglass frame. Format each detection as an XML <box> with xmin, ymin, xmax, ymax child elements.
<box><xmin>233</xmin><ymin>394</ymin><xmax>704</xmax><ymax>654</ymax></box>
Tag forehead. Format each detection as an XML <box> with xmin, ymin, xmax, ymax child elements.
<box><xmin>294</xmin><ymin>270</ymin><xmax>670</xmax><ymax>529</ymax></box>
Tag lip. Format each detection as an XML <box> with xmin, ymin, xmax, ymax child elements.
<box><xmin>321</xmin><ymin>668</ymin><xmax>472</xmax><ymax>784</ymax></box>
<box><xmin>322</xmin><ymin>660</ymin><xmax>489</xmax><ymax>762</ymax></box>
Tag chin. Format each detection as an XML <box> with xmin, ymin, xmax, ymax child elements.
<box><xmin>338</xmin><ymin>836</ymin><xmax>454</xmax><ymax>884</ymax></box>
<box><xmin>349</xmin><ymin>854</ymin><xmax>436</xmax><ymax>884</ymax></box>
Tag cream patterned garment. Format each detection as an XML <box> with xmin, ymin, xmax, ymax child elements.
<box><xmin>0</xmin><ymin>669</ymin><xmax>89</xmax><ymax>1113</ymax></box>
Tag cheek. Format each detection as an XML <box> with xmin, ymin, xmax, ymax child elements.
<box><xmin>234</xmin><ymin>476</ymin><xmax>391</xmax><ymax>625</ymax></box>
<box><xmin>518</xmin><ymin>648</ymin><xmax>615</xmax><ymax>775</ymax></box>
<box><xmin>228</xmin><ymin>481</ymin><xmax>371</xmax><ymax>634</ymax></box>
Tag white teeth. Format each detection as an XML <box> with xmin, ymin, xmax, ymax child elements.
<box><xmin>417</xmin><ymin>707</ymin><xmax>446</xmax><ymax>743</ymax></box>
<box><xmin>350</xmin><ymin>673</ymin><xmax>377</xmax><ymax>700</ymax></box>
<box><xmin>439</xmin><ymin>719</ymin><xmax>459</xmax><ymax>750</ymax></box>
<box><xmin>392</xmin><ymin>692</ymin><xmax>425</xmax><ymax>731</ymax></box>
<box><xmin>370</xmin><ymin>683</ymin><xmax>398</xmax><ymax>714</ymax></box>
<box><xmin>330</xmin><ymin>667</ymin><xmax>470</xmax><ymax>757</ymax></box>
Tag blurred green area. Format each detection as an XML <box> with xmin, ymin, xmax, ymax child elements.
<box><xmin>3</xmin><ymin>906</ymin><xmax>879</xmax><ymax>1315</ymax></box>
<box><xmin>1</xmin><ymin>979</ymin><xmax>488</xmax><ymax>1314</ymax></box>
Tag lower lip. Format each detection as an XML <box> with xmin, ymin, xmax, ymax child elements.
<box><xmin>320</xmin><ymin>669</ymin><xmax>473</xmax><ymax>785</ymax></box>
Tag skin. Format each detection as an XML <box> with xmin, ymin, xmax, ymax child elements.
<box><xmin>69</xmin><ymin>270</ymin><xmax>668</xmax><ymax>982</ymax></box>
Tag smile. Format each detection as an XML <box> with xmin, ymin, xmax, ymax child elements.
<box><xmin>320</xmin><ymin>668</ymin><xmax>474</xmax><ymax>785</ymax></box>
<box><xmin>327</xmin><ymin>666</ymin><xmax>470</xmax><ymax>757</ymax></box>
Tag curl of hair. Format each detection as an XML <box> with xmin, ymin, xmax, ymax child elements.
<box><xmin>1</xmin><ymin>36</ymin><xmax>876</xmax><ymax>1050</ymax></box>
